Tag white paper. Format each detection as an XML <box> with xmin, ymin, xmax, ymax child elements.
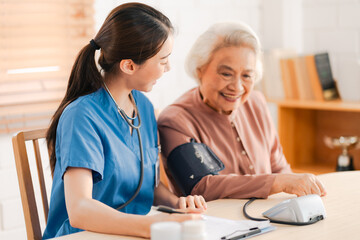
<box><xmin>204</xmin><ymin>215</ymin><xmax>274</xmax><ymax>240</ymax></box>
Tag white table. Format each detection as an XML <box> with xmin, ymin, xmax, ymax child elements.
<box><xmin>53</xmin><ymin>171</ymin><xmax>360</xmax><ymax>240</ymax></box>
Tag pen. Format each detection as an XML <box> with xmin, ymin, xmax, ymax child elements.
<box><xmin>222</xmin><ymin>227</ymin><xmax>261</xmax><ymax>240</ymax></box>
<box><xmin>156</xmin><ymin>205</ymin><xmax>186</xmax><ymax>214</ymax></box>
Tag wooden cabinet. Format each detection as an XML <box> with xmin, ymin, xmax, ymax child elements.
<box><xmin>270</xmin><ymin>99</ymin><xmax>360</xmax><ymax>174</ymax></box>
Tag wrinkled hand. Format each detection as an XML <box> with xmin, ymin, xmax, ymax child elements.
<box><xmin>271</xmin><ymin>173</ymin><xmax>327</xmax><ymax>197</ymax></box>
<box><xmin>175</xmin><ymin>195</ymin><xmax>207</xmax><ymax>213</ymax></box>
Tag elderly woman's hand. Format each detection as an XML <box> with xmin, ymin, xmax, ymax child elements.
<box><xmin>270</xmin><ymin>173</ymin><xmax>327</xmax><ymax>197</ymax></box>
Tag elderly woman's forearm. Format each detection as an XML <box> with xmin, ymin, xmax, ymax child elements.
<box><xmin>191</xmin><ymin>174</ymin><xmax>276</xmax><ymax>201</ymax></box>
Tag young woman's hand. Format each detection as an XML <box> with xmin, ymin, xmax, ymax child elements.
<box><xmin>271</xmin><ymin>173</ymin><xmax>327</xmax><ymax>197</ymax></box>
<box><xmin>175</xmin><ymin>195</ymin><xmax>207</xmax><ymax>213</ymax></box>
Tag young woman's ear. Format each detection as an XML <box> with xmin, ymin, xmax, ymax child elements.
<box><xmin>119</xmin><ymin>59</ymin><xmax>137</xmax><ymax>75</ymax></box>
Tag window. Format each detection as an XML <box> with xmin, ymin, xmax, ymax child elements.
<box><xmin>0</xmin><ymin>0</ymin><xmax>94</xmax><ymax>133</ymax></box>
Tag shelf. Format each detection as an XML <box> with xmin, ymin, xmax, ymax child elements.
<box><xmin>292</xmin><ymin>164</ymin><xmax>335</xmax><ymax>175</ymax></box>
<box><xmin>273</xmin><ymin>99</ymin><xmax>360</xmax><ymax>173</ymax></box>
<box><xmin>268</xmin><ymin>99</ymin><xmax>360</xmax><ymax>112</ymax></box>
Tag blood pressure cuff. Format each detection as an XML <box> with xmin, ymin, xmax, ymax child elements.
<box><xmin>167</xmin><ymin>139</ymin><xmax>225</xmax><ymax>196</ymax></box>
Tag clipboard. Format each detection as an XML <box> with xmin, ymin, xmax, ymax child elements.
<box><xmin>204</xmin><ymin>215</ymin><xmax>275</xmax><ymax>240</ymax></box>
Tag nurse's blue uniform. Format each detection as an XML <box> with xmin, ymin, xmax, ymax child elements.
<box><xmin>43</xmin><ymin>88</ymin><xmax>158</xmax><ymax>239</ymax></box>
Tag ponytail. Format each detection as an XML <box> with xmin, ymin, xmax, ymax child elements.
<box><xmin>46</xmin><ymin>43</ymin><xmax>102</xmax><ymax>175</ymax></box>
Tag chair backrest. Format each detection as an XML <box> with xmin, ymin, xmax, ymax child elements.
<box><xmin>12</xmin><ymin>128</ymin><xmax>49</xmax><ymax>240</ymax></box>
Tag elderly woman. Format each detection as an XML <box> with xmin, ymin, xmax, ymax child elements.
<box><xmin>157</xmin><ymin>22</ymin><xmax>326</xmax><ymax>201</ymax></box>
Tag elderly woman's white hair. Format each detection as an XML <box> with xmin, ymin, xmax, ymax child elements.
<box><xmin>185</xmin><ymin>22</ymin><xmax>263</xmax><ymax>84</ymax></box>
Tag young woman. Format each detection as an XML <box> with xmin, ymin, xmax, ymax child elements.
<box><xmin>44</xmin><ymin>3</ymin><xmax>205</xmax><ymax>239</ymax></box>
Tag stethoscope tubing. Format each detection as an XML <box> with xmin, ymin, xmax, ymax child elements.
<box><xmin>103</xmin><ymin>84</ymin><xmax>145</xmax><ymax>210</ymax></box>
<box><xmin>117</xmin><ymin>125</ymin><xmax>144</xmax><ymax>210</ymax></box>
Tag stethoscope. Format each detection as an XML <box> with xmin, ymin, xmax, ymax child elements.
<box><xmin>103</xmin><ymin>83</ymin><xmax>144</xmax><ymax>210</ymax></box>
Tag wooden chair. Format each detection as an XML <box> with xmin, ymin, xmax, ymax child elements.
<box><xmin>11</xmin><ymin>127</ymin><xmax>170</xmax><ymax>239</ymax></box>
<box><xmin>12</xmin><ymin>128</ymin><xmax>50</xmax><ymax>240</ymax></box>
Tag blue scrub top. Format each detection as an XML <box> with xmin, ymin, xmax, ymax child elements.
<box><xmin>43</xmin><ymin>88</ymin><xmax>159</xmax><ymax>239</ymax></box>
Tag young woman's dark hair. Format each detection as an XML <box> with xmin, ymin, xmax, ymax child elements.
<box><xmin>46</xmin><ymin>2</ymin><xmax>173</xmax><ymax>174</ymax></box>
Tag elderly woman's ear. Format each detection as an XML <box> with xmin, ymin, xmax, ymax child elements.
<box><xmin>196</xmin><ymin>67</ymin><xmax>203</xmax><ymax>82</ymax></box>
<box><xmin>196</xmin><ymin>68</ymin><xmax>202</xmax><ymax>82</ymax></box>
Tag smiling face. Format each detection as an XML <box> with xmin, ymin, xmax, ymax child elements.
<box><xmin>198</xmin><ymin>46</ymin><xmax>256</xmax><ymax>113</ymax></box>
<box><xmin>131</xmin><ymin>35</ymin><xmax>173</xmax><ymax>92</ymax></box>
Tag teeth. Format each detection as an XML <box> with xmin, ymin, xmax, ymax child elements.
<box><xmin>222</xmin><ymin>93</ymin><xmax>241</xmax><ymax>99</ymax></box>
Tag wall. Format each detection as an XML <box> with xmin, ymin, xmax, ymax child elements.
<box><xmin>261</xmin><ymin>0</ymin><xmax>360</xmax><ymax>102</ymax></box>
<box><xmin>1</xmin><ymin>0</ymin><xmax>359</xmax><ymax>239</ymax></box>
<box><xmin>302</xmin><ymin>0</ymin><xmax>360</xmax><ymax>101</ymax></box>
